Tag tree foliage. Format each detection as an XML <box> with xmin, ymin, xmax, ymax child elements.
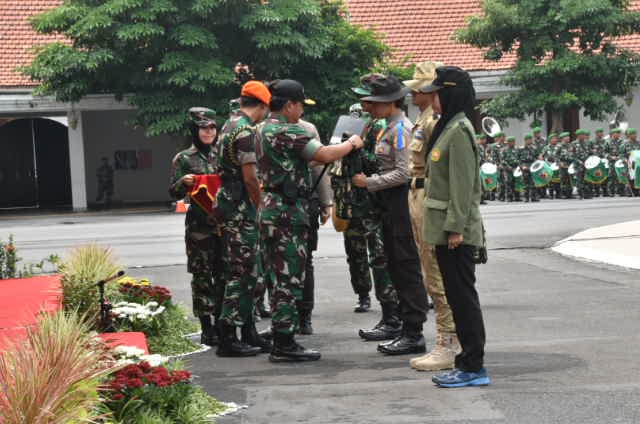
<box><xmin>23</xmin><ymin>0</ymin><xmax>392</xmax><ymax>138</ymax></box>
<box><xmin>456</xmin><ymin>0</ymin><xmax>640</xmax><ymax>130</ymax></box>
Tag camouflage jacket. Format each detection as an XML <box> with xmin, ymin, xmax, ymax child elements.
<box><xmin>591</xmin><ymin>139</ymin><xmax>607</xmax><ymax>157</ymax></box>
<box><xmin>518</xmin><ymin>144</ymin><xmax>538</xmax><ymax>165</ymax></box>
<box><xmin>557</xmin><ymin>142</ymin><xmax>574</xmax><ymax>164</ymax></box>
<box><xmin>477</xmin><ymin>144</ymin><xmax>487</xmax><ymax>163</ymax></box>
<box><xmin>486</xmin><ymin>142</ymin><xmax>502</xmax><ymax>164</ymax></box>
<box><xmin>500</xmin><ymin>146</ymin><xmax>519</xmax><ymax>169</ymax></box>
<box><xmin>620</xmin><ymin>139</ymin><xmax>640</xmax><ymax>157</ymax></box>
<box><xmin>541</xmin><ymin>144</ymin><xmax>561</xmax><ymax>163</ymax></box>
<box><xmin>257</xmin><ymin>112</ymin><xmax>323</xmax><ymax>228</ymax></box>
<box><xmin>605</xmin><ymin>138</ymin><xmax>623</xmax><ymax>160</ymax></box>
<box><xmin>216</xmin><ymin>111</ymin><xmax>258</xmax><ymax>222</ymax></box>
<box><xmin>169</xmin><ymin>144</ymin><xmax>218</xmax><ymax>226</ymax></box>
<box><xmin>571</xmin><ymin>140</ymin><xmax>591</xmax><ymax>164</ymax></box>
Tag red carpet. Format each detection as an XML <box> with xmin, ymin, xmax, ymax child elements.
<box><xmin>0</xmin><ymin>275</ymin><xmax>63</xmax><ymax>351</ymax></box>
<box><xmin>98</xmin><ymin>332</ymin><xmax>150</xmax><ymax>354</ymax></box>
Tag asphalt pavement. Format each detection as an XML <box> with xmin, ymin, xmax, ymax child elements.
<box><xmin>3</xmin><ymin>197</ymin><xmax>640</xmax><ymax>423</ymax></box>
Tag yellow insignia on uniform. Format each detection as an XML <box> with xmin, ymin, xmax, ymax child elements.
<box><xmin>431</xmin><ymin>148</ymin><xmax>441</xmax><ymax>162</ymax></box>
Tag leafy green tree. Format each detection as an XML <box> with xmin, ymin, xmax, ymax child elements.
<box><xmin>456</xmin><ymin>0</ymin><xmax>640</xmax><ymax>131</ymax></box>
<box><xmin>23</xmin><ymin>0</ymin><xmax>389</xmax><ymax>138</ymax></box>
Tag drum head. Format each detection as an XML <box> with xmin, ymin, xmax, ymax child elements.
<box><xmin>550</xmin><ymin>162</ymin><xmax>559</xmax><ymax>171</ymax></box>
<box><xmin>585</xmin><ymin>156</ymin><xmax>600</xmax><ymax>169</ymax></box>
<box><xmin>630</xmin><ymin>150</ymin><xmax>640</xmax><ymax>162</ymax></box>
<box><xmin>513</xmin><ymin>167</ymin><xmax>522</xmax><ymax>177</ymax></box>
<box><xmin>531</xmin><ymin>160</ymin><xmax>544</xmax><ymax>172</ymax></box>
<box><xmin>603</xmin><ymin>158</ymin><xmax>610</xmax><ymax>169</ymax></box>
<box><xmin>568</xmin><ymin>163</ymin><xmax>576</xmax><ymax>175</ymax></box>
<box><xmin>481</xmin><ymin>163</ymin><xmax>497</xmax><ymax>174</ymax></box>
<box><xmin>615</xmin><ymin>159</ymin><xmax>626</xmax><ymax>169</ymax></box>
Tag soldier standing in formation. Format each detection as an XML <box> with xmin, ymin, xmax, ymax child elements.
<box><xmin>258</xmin><ymin>79</ymin><xmax>365</xmax><ymax>362</ymax></box>
<box><xmin>476</xmin><ymin>134</ymin><xmax>488</xmax><ymax>204</ymax></box>
<box><xmin>215</xmin><ymin>81</ymin><xmax>272</xmax><ymax>357</ymax></box>
<box><xmin>571</xmin><ymin>129</ymin><xmax>592</xmax><ymax>199</ymax></box>
<box><xmin>403</xmin><ymin>62</ymin><xmax>460</xmax><ymax>371</ymax></box>
<box><xmin>558</xmin><ymin>132</ymin><xmax>574</xmax><ymax>199</ymax></box>
<box><xmin>621</xmin><ymin>128</ymin><xmax>640</xmax><ymax>196</ymax></box>
<box><xmin>488</xmin><ymin>131</ymin><xmax>505</xmax><ymax>200</ymax></box>
<box><xmin>591</xmin><ymin>128</ymin><xmax>608</xmax><ymax>197</ymax></box>
<box><xmin>519</xmin><ymin>134</ymin><xmax>539</xmax><ymax>202</ymax></box>
<box><xmin>541</xmin><ymin>133</ymin><xmax>561</xmax><ymax>198</ymax></box>
<box><xmin>500</xmin><ymin>136</ymin><xmax>520</xmax><ymax>202</ymax></box>
<box><xmin>606</xmin><ymin>128</ymin><xmax>625</xmax><ymax>196</ymax></box>
<box><xmin>169</xmin><ymin>108</ymin><xmax>223</xmax><ymax>347</ymax></box>
<box><xmin>352</xmin><ymin>75</ymin><xmax>429</xmax><ymax>355</ymax></box>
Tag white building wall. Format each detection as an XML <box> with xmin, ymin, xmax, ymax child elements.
<box><xmin>82</xmin><ymin>110</ymin><xmax>184</xmax><ymax>205</ymax></box>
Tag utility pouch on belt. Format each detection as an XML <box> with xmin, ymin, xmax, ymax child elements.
<box><xmin>230</xmin><ymin>180</ymin><xmax>244</xmax><ymax>201</ymax></box>
<box><xmin>283</xmin><ymin>180</ymin><xmax>299</xmax><ymax>201</ymax></box>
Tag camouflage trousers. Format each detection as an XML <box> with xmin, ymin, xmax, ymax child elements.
<box><xmin>608</xmin><ymin>164</ymin><xmax>626</xmax><ymax>195</ymax></box>
<box><xmin>408</xmin><ymin>187</ymin><xmax>455</xmax><ymax>334</ymax></box>
<box><xmin>560</xmin><ymin>167</ymin><xmax>572</xmax><ymax>197</ymax></box>
<box><xmin>185</xmin><ymin>227</ymin><xmax>223</xmax><ymax>317</ymax></box>
<box><xmin>574</xmin><ymin>164</ymin><xmax>592</xmax><ymax>197</ymax></box>
<box><xmin>343</xmin><ymin>214</ymin><xmax>398</xmax><ymax>305</ymax></box>
<box><xmin>521</xmin><ymin>167</ymin><xmax>538</xmax><ymax>201</ymax></box>
<box><xmin>219</xmin><ymin>219</ymin><xmax>259</xmax><ymax>327</ymax></box>
<box><xmin>261</xmin><ymin>223</ymin><xmax>308</xmax><ymax>335</ymax></box>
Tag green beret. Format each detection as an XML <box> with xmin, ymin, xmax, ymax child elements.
<box><xmin>595</xmin><ymin>128</ymin><xmax>604</xmax><ymax>133</ymax></box>
<box><xmin>524</xmin><ymin>134</ymin><xmax>533</xmax><ymax>140</ymax></box>
<box><xmin>575</xmin><ymin>129</ymin><xmax>588</xmax><ymax>136</ymax></box>
<box><xmin>627</xmin><ymin>128</ymin><xmax>637</xmax><ymax>135</ymax></box>
<box><xmin>507</xmin><ymin>136</ymin><xmax>516</xmax><ymax>142</ymax></box>
<box><xmin>548</xmin><ymin>132</ymin><xmax>558</xmax><ymax>138</ymax></box>
<box><xmin>476</xmin><ymin>133</ymin><xmax>486</xmax><ymax>139</ymax></box>
<box><xmin>532</xmin><ymin>126</ymin><xmax>542</xmax><ymax>133</ymax></box>
<box><xmin>494</xmin><ymin>131</ymin><xmax>505</xmax><ymax>138</ymax></box>
<box><xmin>559</xmin><ymin>131</ymin><xmax>570</xmax><ymax>138</ymax></box>
<box><xmin>611</xmin><ymin>128</ymin><xmax>622</xmax><ymax>134</ymax></box>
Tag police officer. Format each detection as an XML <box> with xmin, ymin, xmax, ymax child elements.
<box><xmin>215</xmin><ymin>81</ymin><xmax>273</xmax><ymax>357</ymax></box>
<box><xmin>403</xmin><ymin>62</ymin><xmax>460</xmax><ymax>371</ymax></box>
<box><xmin>298</xmin><ymin>119</ymin><xmax>334</xmax><ymax>335</ymax></box>
<box><xmin>169</xmin><ymin>107</ymin><xmax>223</xmax><ymax>347</ymax></box>
<box><xmin>258</xmin><ymin>79</ymin><xmax>364</xmax><ymax>362</ymax></box>
<box><xmin>352</xmin><ymin>75</ymin><xmax>429</xmax><ymax>356</ymax></box>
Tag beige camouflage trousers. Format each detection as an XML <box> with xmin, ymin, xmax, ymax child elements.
<box><xmin>408</xmin><ymin>185</ymin><xmax>456</xmax><ymax>334</ymax></box>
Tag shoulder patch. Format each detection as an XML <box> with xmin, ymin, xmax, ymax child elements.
<box><xmin>431</xmin><ymin>148</ymin><xmax>441</xmax><ymax>162</ymax></box>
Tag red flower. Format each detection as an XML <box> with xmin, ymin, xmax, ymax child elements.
<box><xmin>112</xmin><ymin>393</ymin><xmax>125</xmax><ymax>401</ymax></box>
<box><xmin>127</xmin><ymin>378</ymin><xmax>145</xmax><ymax>388</ymax></box>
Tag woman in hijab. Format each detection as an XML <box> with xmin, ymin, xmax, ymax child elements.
<box><xmin>420</xmin><ymin>66</ymin><xmax>491</xmax><ymax>388</ymax></box>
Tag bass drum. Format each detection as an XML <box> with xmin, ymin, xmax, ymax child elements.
<box><xmin>629</xmin><ymin>150</ymin><xmax>640</xmax><ymax>188</ymax></box>
<box><xmin>550</xmin><ymin>162</ymin><xmax>561</xmax><ymax>183</ymax></box>
<box><xmin>513</xmin><ymin>167</ymin><xmax>524</xmax><ymax>193</ymax></box>
<box><xmin>584</xmin><ymin>155</ymin><xmax>607</xmax><ymax>184</ymax></box>
<box><xmin>480</xmin><ymin>162</ymin><xmax>498</xmax><ymax>191</ymax></box>
<box><xmin>615</xmin><ymin>159</ymin><xmax>629</xmax><ymax>184</ymax></box>
<box><xmin>530</xmin><ymin>160</ymin><xmax>553</xmax><ymax>188</ymax></box>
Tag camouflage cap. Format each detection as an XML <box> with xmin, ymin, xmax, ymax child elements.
<box><xmin>351</xmin><ymin>73</ymin><xmax>385</xmax><ymax>97</ymax></box>
<box><xmin>188</xmin><ymin>107</ymin><xmax>217</xmax><ymax>127</ymax></box>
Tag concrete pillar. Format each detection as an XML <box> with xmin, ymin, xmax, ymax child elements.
<box><xmin>67</xmin><ymin>110</ymin><xmax>88</xmax><ymax>211</ymax></box>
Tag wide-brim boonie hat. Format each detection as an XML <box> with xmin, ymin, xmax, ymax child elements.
<box><xmin>403</xmin><ymin>61</ymin><xmax>444</xmax><ymax>91</ymax></box>
<box><xmin>361</xmin><ymin>75</ymin><xmax>410</xmax><ymax>103</ymax></box>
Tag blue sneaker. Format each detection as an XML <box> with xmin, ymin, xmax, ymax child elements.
<box><xmin>432</xmin><ymin>368</ymin><xmax>491</xmax><ymax>388</ymax></box>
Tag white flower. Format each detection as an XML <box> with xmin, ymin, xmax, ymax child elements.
<box><xmin>112</xmin><ymin>301</ymin><xmax>166</xmax><ymax>322</ymax></box>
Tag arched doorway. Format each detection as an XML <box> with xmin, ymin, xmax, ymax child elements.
<box><xmin>0</xmin><ymin>117</ymin><xmax>72</xmax><ymax>209</ymax></box>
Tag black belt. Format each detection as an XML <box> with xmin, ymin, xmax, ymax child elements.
<box><xmin>408</xmin><ymin>178</ymin><xmax>425</xmax><ymax>189</ymax></box>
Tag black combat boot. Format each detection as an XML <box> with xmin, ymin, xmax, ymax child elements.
<box><xmin>354</xmin><ymin>294</ymin><xmax>371</xmax><ymax>313</ymax></box>
<box><xmin>241</xmin><ymin>317</ymin><xmax>272</xmax><ymax>353</ymax></box>
<box><xmin>269</xmin><ymin>332</ymin><xmax>321</xmax><ymax>362</ymax></box>
<box><xmin>358</xmin><ymin>303</ymin><xmax>402</xmax><ymax>341</ymax></box>
<box><xmin>298</xmin><ymin>310</ymin><xmax>313</xmax><ymax>335</ymax></box>
<box><xmin>216</xmin><ymin>321</ymin><xmax>261</xmax><ymax>357</ymax></box>
<box><xmin>199</xmin><ymin>315</ymin><xmax>218</xmax><ymax>346</ymax></box>
<box><xmin>258</xmin><ymin>327</ymin><xmax>274</xmax><ymax>341</ymax></box>
<box><xmin>256</xmin><ymin>301</ymin><xmax>272</xmax><ymax>318</ymax></box>
<box><xmin>377</xmin><ymin>323</ymin><xmax>426</xmax><ymax>355</ymax></box>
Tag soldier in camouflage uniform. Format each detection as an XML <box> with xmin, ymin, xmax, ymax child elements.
<box><xmin>336</xmin><ymin>75</ymin><xmax>398</xmax><ymax>320</ymax></box>
<box><xmin>606</xmin><ymin>128</ymin><xmax>625</xmax><ymax>196</ymax></box>
<box><xmin>571</xmin><ymin>129</ymin><xmax>592</xmax><ymax>199</ymax></box>
<box><xmin>590</xmin><ymin>128</ymin><xmax>608</xmax><ymax>197</ymax></box>
<box><xmin>533</xmin><ymin>126</ymin><xmax>546</xmax><ymax>149</ymax></box>
<box><xmin>558</xmin><ymin>132</ymin><xmax>574</xmax><ymax>198</ymax></box>
<box><xmin>487</xmin><ymin>131</ymin><xmax>505</xmax><ymax>200</ymax></box>
<box><xmin>476</xmin><ymin>134</ymin><xmax>488</xmax><ymax>204</ymax></box>
<box><xmin>621</xmin><ymin>128</ymin><xmax>640</xmax><ymax>196</ymax></box>
<box><xmin>215</xmin><ymin>81</ymin><xmax>272</xmax><ymax>357</ymax></box>
<box><xmin>169</xmin><ymin>107</ymin><xmax>223</xmax><ymax>347</ymax></box>
<box><xmin>500</xmin><ymin>136</ymin><xmax>520</xmax><ymax>201</ymax></box>
<box><xmin>541</xmin><ymin>133</ymin><xmax>561</xmax><ymax>198</ymax></box>
<box><xmin>519</xmin><ymin>134</ymin><xmax>539</xmax><ymax>202</ymax></box>
<box><xmin>258</xmin><ymin>79</ymin><xmax>364</xmax><ymax>362</ymax></box>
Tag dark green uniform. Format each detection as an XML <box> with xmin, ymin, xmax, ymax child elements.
<box><xmin>541</xmin><ymin>142</ymin><xmax>561</xmax><ymax>198</ymax></box>
<box><xmin>486</xmin><ymin>140</ymin><xmax>503</xmax><ymax>200</ymax></box>
<box><xmin>558</xmin><ymin>138</ymin><xmax>574</xmax><ymax>198</ymax></box>
<box><xmin>216</xmin><ymin>111</ymin><xmax>260</xmax><ymax>327</ymax></box>
<box><xmin>333</xmin><ymin>117</ymin><xmax>397</xmax><ymax>306</ymax></box>
<box><xmin>258</xmin><ymin>112</ymin><xmax>323</xmax><ymax>335</ymax></box>
<box><xmin>518</xmin><ymin>141</ymin><xmax>539</xmax><ymax>202</ymax></box>
<box><xmin>620</xmin><ymin>137</ymin><xmax>640</xmax><ymax>196</ymax></box>
<box><xmin>499</xmin><ymin>144</ymin><xmax>519</xmax><ymax>201</ymax></box>
<box><xmin>169</xmin><ymin>145</ymin><xmax>223</xmax><ymax>318</ymax></box>
<box><xmin>590</xmin><ymin>136</ymin><xmax>608</xmax><ymax>196</ymax></box>
<box><xmin>606</xmin><ymin>135</ymin><xmax>625</xmax><ymax>196</ymax></box>
<box><xmin>571</xmin><ymin>139</ymin><xmax>592</xmax><ymax>198</ymax></box>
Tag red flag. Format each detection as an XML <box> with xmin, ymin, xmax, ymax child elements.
<box><xmin>189</xmin><ymin>174</ymin><xmax>222</xmax><ymax>213</ymax></box>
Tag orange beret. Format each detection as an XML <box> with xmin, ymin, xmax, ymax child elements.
<box><xmin>241</xmin><ymin>80</ymin><xmax>271</xmax><ymax>105</ymax></box>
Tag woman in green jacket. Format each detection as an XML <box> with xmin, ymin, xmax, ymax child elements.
<box><xmin>421</xmin><ymin>67</ymin><xmax>491</xmax><ymax>388</ymax></box>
